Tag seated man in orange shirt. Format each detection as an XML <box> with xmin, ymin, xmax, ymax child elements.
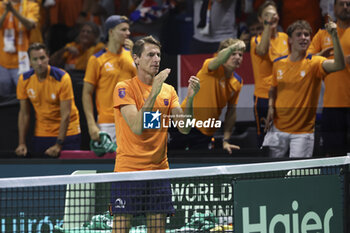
<box><xmin>15</xmin><ymin>43</ymin><xmax>81</xmax><ymax>157</ymax></box>
<box><xmin>111</xmin><ymin>36</ymin><xmax>200</xmax><ymax>233</ymax></box>
<box><xmin>50</xmin><ymin>21</ymin><xmax>105</xmax><ymax>71</ymax></box>
<box><xmin>264</xmin><ymin>19</ymin><xmax>345</xmax><ymax>158</ymax></box>
<box><xmin>169</xmin><ymin>38</ymin><xmax>246</xmax><ymax>154</ymax></box>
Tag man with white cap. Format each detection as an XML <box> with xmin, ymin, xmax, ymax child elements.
<box><xmin>82</xmin><ymin>15</ymin><xmax>137</xmax><ymax>143</ymax></box>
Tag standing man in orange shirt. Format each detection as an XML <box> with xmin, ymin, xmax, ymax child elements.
<box><xmin>264</xmin><ymin>19</ymin><xmax>345</xmax><ymax>158</ymax></box>
<box><xmin>308</xmin><ymin>0</ymin><xmax>350</xmax><ymax>156</ymax></box>
<box><xmin>15</xmin><ymin>43</ymin><xmax>81</xmax><ymax>157</ymax></box>
<box><xmin>83</xmin><ymin>15</ymin><xmax>136</xmax><ymax>143</ymax></box>
<box><xmin>0</xmin><ymin>0</ymin><xmax>39</xmax><ymax>100</ymax></box>
<box><xmin>111</xmin><ymin>36</ymin><xmax>200</xmax><ymax>233</ymax></box>
<box><xmin>250</xmin><ymin>1</ymin><xmax>289</xmax><ymax>148</ymax></box>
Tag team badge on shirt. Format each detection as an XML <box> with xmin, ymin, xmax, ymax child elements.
<box><xmin>118</xmin><ymin>88</ymin><xmax>126</xmax><ymax>98</ymax></box>
<box><xmin>104</xmin><ymin>62</ymin><xmax>115</xmax><ymax>71</ymax></box>
<box><xmin>164</xmin><ymin>99</ymin><xmax>169</xmax><ymax>106</ymax></box>
<box><xmin>325</xmin><ymin>37</ymin><xmax>331</xmax><ymax>46</ymax></box>
<box><xmin>27</xmin><ymin>88</ymin><xmax>36</xmax><ymax>98</ymax></box>
<box><xmin>277</xmin><ymin>70</ymin><xmax>283</xmax><ymax>80</ymax></box>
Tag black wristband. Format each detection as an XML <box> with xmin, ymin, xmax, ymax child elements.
<box><xmin>56</xmin><ymin>139</ymin><xmax>64</xmax><ymax>146</ymax></box>
<box><xmin>223</xmin><ymin>138</ymin><xmax>230</xmax><ymax>143</ymax></box>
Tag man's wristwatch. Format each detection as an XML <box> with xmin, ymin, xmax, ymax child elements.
<box><xmin>56</xmin><ymin>139</ymin><xmax>64</xmax><ymax>146</ymax></box>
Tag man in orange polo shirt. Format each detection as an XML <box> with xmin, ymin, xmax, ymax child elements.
<box><xmin>111</xmin><ymin>36</ymin><xmax>200</xmax><ymax>233</ymax></box>
<box><xmin>83</xmin><ymin>15</ymin><xmax>136</xmax><ymax>143</ymax></box>
<box><xmin>264</xmin><ymin>19</ymin><xmax>345</xmax><ymax>158</ymax></box>
<box><xmin>15</xmin><ymin>43</ymin><xmax>81</xmax><ymax>157</ymax></box>
<box><xmin>308</xmin><ymin>0</ymin><xmax>350</xmax><ymax>156</ymax></box>
<box><xmin>250</xmin><ymin>0</ymin><xmax>289</xmax><ymax>148</ymax></box>
<box><xmin>169</xmin><ymin>38</ymin><xmax>245</xmax><ymax>154</ymax></box>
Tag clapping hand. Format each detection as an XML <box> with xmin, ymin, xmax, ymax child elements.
<box><xmin>152</xmin><ymin>68</ymin><xmax>171</xmax><ymax>97</ymax></box>
<box><xmin>187</xmin><ymin>76</ymin><xmax>200</xmax><ymax>99</ymax></box>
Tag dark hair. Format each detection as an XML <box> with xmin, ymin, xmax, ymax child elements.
<box><xmin>81</xmin><ymin>21</ymin><xmax>100</xmax><ymax>38</ymax></box>
<box><xmin>132</xmin><ymin>36</ymin><xmax>161</xmax><ymax>57</ymax></box>
<box><xmin>257</xmin><ymin>0</ymin><xmax>277</xmax><ymax>17</ymax></box>
<box><xmin>218</xmin><ymin>38</ymin><xmax>242</xmax><ymax>52</ymax></box>
<box><xmin>28</xmin><ymin>43</ymin><xmax>49</xmax><ymax>58</ymax></box>
<box><xmin>286</xmin><ymin>20</ymin><xmax>312</xmax><ymax>37</ymax></box>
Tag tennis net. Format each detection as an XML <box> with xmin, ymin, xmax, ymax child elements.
<box><xmin>0</xmin><ymin>156</ymin><xmax>349</xmax><ymax>233</ymax></box>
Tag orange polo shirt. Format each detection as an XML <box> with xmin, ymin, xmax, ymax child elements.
<box><xmin>308</xmin><ymin>26</ymin><xmax>350</xmax><ymax>107</ymax></box>
<box><xmin>250</xmin><ymin>32</ymin><xmax>289</xmax><ymax>98</ymax></box>
<box><xmin>17</xmin><ymin>66</ymin><xmax>80</xmax><ymax>137</ymax></box>
<box><xmin>113</xmin><ymin>77</ymin><xmax>180</xmax><ymax>172</ymax></box>
<box><xmin>84</xmin><ymin>48</ymin><xmax>136</xmax><ymax>123</ymax></box>
<box><xmin>272</xmin><ymin>54</ymin><xmax>327</xmax><ymax>134</ymax></box>
<box><xmin>181</xmin><ymin>58</ymin><xmax>243</xmax><ymax>136</ymax></box>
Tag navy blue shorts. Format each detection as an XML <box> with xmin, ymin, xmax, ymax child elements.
<box><xmin>254</xmin><ymin>96</ymin><xmax>269</xmax><ymax>148</ymax></box>
<box><xmin>110</xmin><ymin>179</ymin><xmax>175</xmax><ymax>216</ymax></box>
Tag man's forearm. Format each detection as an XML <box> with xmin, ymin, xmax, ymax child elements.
<box><xmin>135</xmin><ymin>90</ymin><xmax>158</xmax><ymax>133</ymax></box>
<box><xmin>82</xmin><ymin>91</ymin><xmax>97</xmax><ymax>129</ymax></box>
<box><xmin>57</xmin><ymin>115</ymin><xmax>70</xmax><ymax>141</ymax></box>
<box><xmin>223</xmin><ymin>106</ymin><xmax>236</xmax><ymax>141</ymax></box>
<box><xmin>0</xmin><ymin>10</ymin><xmax>9</xmax><ymax>28</ymax></box>
<box><xmin>179</xmin><ymin>97</ymin><xmax>194</xmax><ymax>134</ymax></box>
<box><xmin>18</xmin><ymin>112</ymin><xmax>30</xmax><ymax>145</ymax></box>
<box><xmin>11</xmin><ymin>7</ymin><xmax>36</xmax><ymax>30</ymax></box>
<box><xmin>331</xmin><ymin>32</ymin><xmax>345</xmax><ymax>71</ymax></box>
<box><xmin>209</xmin><ymin>47</ymin><xmax>234</xmax><ymax>70</ymax></box>
<box><xmin>58</xmin><ymin>99</ymin><xmax>73</xmax><ymax>143</ymax></box>
<box><xmin>268</xmin><ymin>86</ymin><xmax>276</xmax><ymax>105</ymax></box>
<box><xmin>256</xmin><ymin>25</ymin><xmax>272</xmax><ymax>56</ymax></box>
<box><xmin>122</xmin><ymin>89</ymin><xmax>159</xmax><ymax>135</ymax></box>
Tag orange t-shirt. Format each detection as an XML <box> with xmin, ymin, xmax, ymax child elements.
<box><xmin>181</xmin><ymin>58</ymin><xmax>243</xmax><ymax>136</ymax></box>
<box><xmin>272</xmin><ymin>54</ymin><xmax>327</xmax><ymax>133</ymax></box>
<box><xmin>308</xmin><ymin>27</ymin><xmax>350</xmax><ymax>107</ymax></box>
<box><xmin>250</xmin><ymin>32</ymin><xmax>289</xmax><ymax>98</ymax></box>
<box><xmin>84</xmin><ymin>48</ymin><xmax>136</xmax><ymax>123</ymax></box>
<box><xmin>0</xmin><ymin>1</ymin><xmax>39</xmax><ymax>68</ymax></box>
<box><xmin>113</xmin><ymin>77</ymin><xmax>180</xmax><ymax>172</ymax></box>
<box><xmin>17</xmin><ymin>66</ymin><xmax>81</xmax><ymax>137</ymax></box>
